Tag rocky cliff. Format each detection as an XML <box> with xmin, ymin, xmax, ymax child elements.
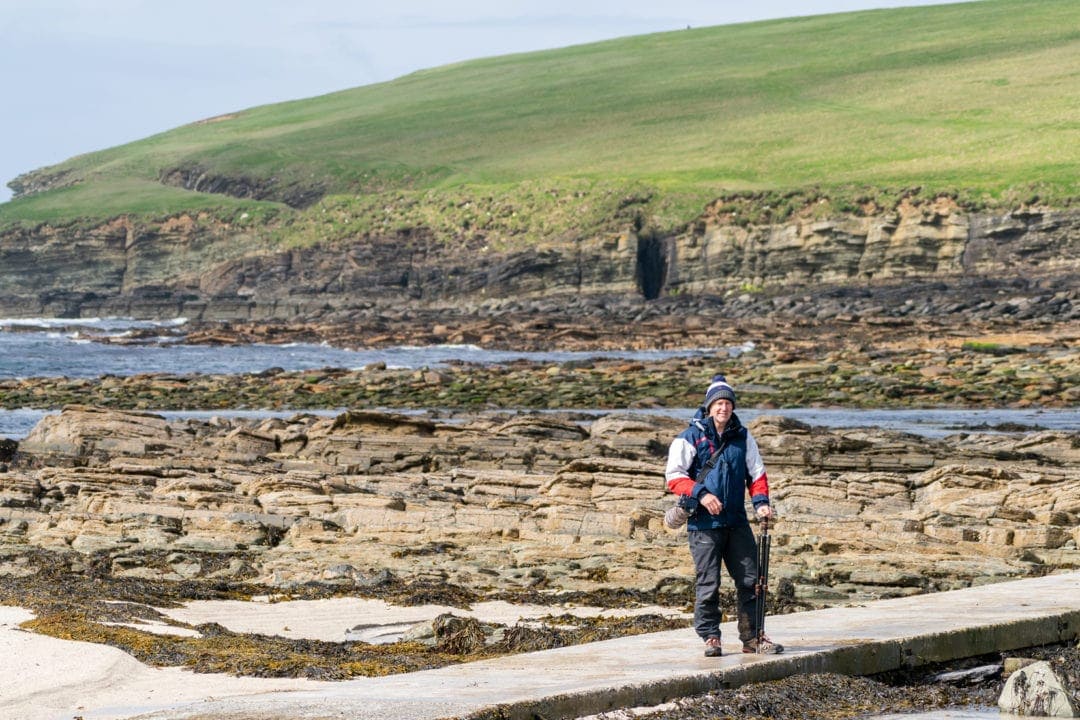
<box><xmin>0</xmin><ymin>199</ymin><xmax>1075</xmax><ymax>321</ymax></box>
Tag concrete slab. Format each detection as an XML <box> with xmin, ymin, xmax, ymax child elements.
<box><xmin>122</xmin><ymin>571</ymin><xmax>1080</xmax><ymax>720</ymax></box>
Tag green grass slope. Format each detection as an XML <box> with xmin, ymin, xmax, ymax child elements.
<box><xmin>3</xmin><ymin>0</ymin><xmax>1078</xmax><ymax>227</ymax></box>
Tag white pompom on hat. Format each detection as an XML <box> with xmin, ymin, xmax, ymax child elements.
<box><xmin>703</xmin><ymin>374</ymin><xmax>736</xmax><ymax>409</ymax></box>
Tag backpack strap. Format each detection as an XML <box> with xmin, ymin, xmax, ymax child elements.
<box><xmin>694</xmin><ymin>440</ymin><xmax>728</xmax><ymax>483</ymax></box>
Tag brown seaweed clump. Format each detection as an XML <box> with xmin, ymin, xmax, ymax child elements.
<box><xmin>2</xmin><ymin>547</ymin><xmax>689</xmax><ymax>679</ymax></box>
<box><xmin>574</xmin><ymin>645</ymin><xmax>1080</xmax><ymax>720</ymax></box>
<box><xmin>642</xmin><ymin>672</ymin><xmax>997</xmax><ymax>720</ymax></box>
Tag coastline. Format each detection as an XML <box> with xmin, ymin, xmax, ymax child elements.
<box><xmin>2</xmin><ymin>338</ymin><xmax>1076</xmax><ymax>415</ymax></box>
<box><xmin>4</xmin><ymin>405</ymin><xmax>1079</xmax><ymax>443</ymax></box>
<box><xmin>0</xmin><ymin>300</ymin><xmax>1076</xmax><ymax>719</ymax></box>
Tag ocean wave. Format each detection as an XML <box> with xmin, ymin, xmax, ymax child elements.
<box><xmin>0</xmin><ymin>316</ymin><xmax>189</xmax><ymax>332</ymax></box>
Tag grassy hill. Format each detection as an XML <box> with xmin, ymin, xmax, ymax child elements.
<box><xmin>3</xmin><ymin>0</ymin><xmax>1078</xmax><ymax>231</ymax></box>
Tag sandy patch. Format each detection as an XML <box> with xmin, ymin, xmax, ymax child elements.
<box><xmin>160</xmin><ymin>596</ymin><xmax>689</xmax><ymax>643</ymax></box>
<box><xmin>0</xmin><ymin>598</ymin><xmax>687</xmax><ymax>719</ymax></box>
<box><xmin>0</xmin><ymin>606</ymin><xmax>323</xmax><ymax>720</ymax></box>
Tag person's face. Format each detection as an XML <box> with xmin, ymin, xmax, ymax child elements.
<box><xmin>708</xmin><ymin>398</ymin><xmax>734</xmax><ymax>428</ymax></box>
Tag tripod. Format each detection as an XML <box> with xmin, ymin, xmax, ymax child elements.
<box><xmin>753</xmin><ymin>517</ymin><xmax>772</xmax><ymax>653</ymax></box>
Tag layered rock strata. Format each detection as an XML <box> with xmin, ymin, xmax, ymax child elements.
<box><xmin>2</xmin><ymin>406</ymin><xmax>1075</xmax><ymax>605</ymax></box>
<box><xmin>0</xmin><ymin>201</ymin><xmax>1075</xmax><ymax>319</ymax></box>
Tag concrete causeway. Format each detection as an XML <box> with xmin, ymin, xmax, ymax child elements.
<box><xmin>132</xmin><ymin>571</ymin><xmax>1080</xmax><ymax>720</ymax></box>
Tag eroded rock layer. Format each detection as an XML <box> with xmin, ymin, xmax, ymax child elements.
<box><xmin>2</xmin><ymin>406</ymin><xmax>1075</xmax><ymax>605</ymax></box>
<box><xmin>0</xmin><ymin>201</ymin><xmax>1075</xmax><ymax>319</ymax></box>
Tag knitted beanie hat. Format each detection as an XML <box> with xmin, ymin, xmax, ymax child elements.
<box><xmin>703</xmin><ymin>374</ymin><xmax>736</xmax><ymax>410</ymax></box>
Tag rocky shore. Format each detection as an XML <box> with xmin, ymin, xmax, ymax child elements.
<box><xmin>3</xmin><ymin>274</ymin><xmax>1075</xmax><ymax>414</ymax></box>
<box><xmin>2</xmin><ymin>310</ymin><xmax>1077</xmax><ymax>415</ymax></box>
<box><xmin>0</xmin><ymin>273</ymin><xmax>1076</xmax><ymax>717</ymax></box>
<box><xmin>170</xmin><ymin>274</ymin><xmax>1079</xmax><ymax>351</ymax></box>
<box><xmin>1</xmin><ymin>400</ymin><xmax>1076</xmax><ymax>685</ymax></box>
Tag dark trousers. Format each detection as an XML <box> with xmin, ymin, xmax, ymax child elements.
<box><xmin>688</xmin><ymin>524</ymin><xmax>759</xmax><ymax>641</ymax></box>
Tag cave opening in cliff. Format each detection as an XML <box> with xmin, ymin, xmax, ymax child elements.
<box><xmin>636</xmin><ymin>234</ymin><xmax>667</xmax><ymax>300</ymax></box>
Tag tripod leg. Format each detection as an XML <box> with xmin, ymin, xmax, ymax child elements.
<box><xmin>755</xmin><ymin>519</ymin><xmax>769</xmax><ymax>651</ymax></box>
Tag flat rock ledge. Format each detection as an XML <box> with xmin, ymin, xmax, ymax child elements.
<box><xmin>1</xmin><ymin>406</ymin><xmax>1076</xmax><ymax>604</ymax></box>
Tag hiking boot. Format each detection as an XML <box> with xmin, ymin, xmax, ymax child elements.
<box><xmin>664</xmin><ymin>503</ymin><xmax>689</xmax><ymax>529</ymax></box>
<box><xmin>703</xmin><ymin>635</ymin><xmax>723</xmax><ymax>657</ymax></box>
<box><xmin>743</xmin><ymin>635</ymin><xmax>784</xmax><ymax>654</ymax></box>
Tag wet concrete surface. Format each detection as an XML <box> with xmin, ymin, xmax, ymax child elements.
<box><xmin>119</xmin><ymin>571</ymin><xmax>1080</xmax><ymax>720</ymax></box>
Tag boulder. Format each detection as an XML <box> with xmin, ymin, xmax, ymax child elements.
<box><xmin>999</xmin><ymin>660</ymin><xmax>1079</xmax><ymax>717</ymax></box>
<box><xmin>18</xmin><ymin>405</ymin><xmax>182</xmax><ymax>460</ymax></box>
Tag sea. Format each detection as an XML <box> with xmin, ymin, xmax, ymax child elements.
<box><xmin>0</xmin><ymin>316</ymin><xmax>737</xmax><ymax>378</ymax></box>
<box><xmin>1</xmin><ymin>317</ymin><xmax>1077</xmax><ymax>440</ymax></box>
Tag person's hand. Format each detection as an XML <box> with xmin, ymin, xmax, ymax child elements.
<box><xmin>700</xmin><ymin>492</ymin><xmax>723</xmax><ymax>515</ymax></box>
<box><xmin>756</xmin><ymin>505</ymin><xmax>774</xmax><ymax>519</ymax></box>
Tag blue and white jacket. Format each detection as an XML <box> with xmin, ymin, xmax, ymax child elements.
<box><xmin>664</xmin><ymin>411</ymin><xmax>770</xmax><ymax>530</ymax></box>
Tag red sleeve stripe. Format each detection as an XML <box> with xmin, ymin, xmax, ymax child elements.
<box><xmin>667</xmin><ymin>476</ymin><xmax>695</xmax><ymax>496</ymax></box>
<box><xmin>749</xmin><ymin>472</ymin><xmax>769</xmax><ymax>498</ymax></box>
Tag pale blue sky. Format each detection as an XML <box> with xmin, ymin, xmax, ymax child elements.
<box><xmin>0</xmin><ymin>0</ymin><xmax>978</xmax><ymax>202</ymax></box>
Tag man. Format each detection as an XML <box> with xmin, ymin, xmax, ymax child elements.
<box><xmin>664</xmin><ymin>374</ymin><xmax>782</xmax><ymax>657</ymax></box>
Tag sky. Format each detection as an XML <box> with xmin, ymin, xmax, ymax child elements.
<box><xmin>0</xmin><ymin>0</ymin><xmax>978</xmax><ymax>203</ymax></box>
